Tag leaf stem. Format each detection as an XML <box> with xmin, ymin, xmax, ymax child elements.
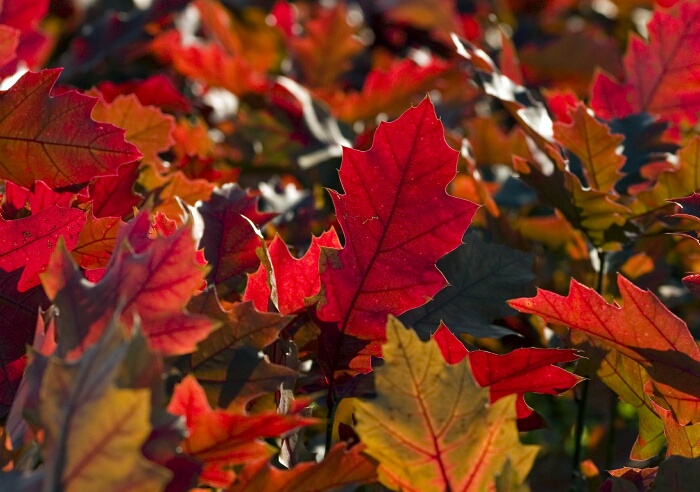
<box><xmin>571</xmin><ymin>249</ymin><xmax>606</xmax><ymax>491</ymax></box>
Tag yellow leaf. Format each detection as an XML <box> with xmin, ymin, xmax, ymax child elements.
<box><xmin>355</xmin><ymin>317</ymin><xmax>538</xmax><ymax>492</ymax></box>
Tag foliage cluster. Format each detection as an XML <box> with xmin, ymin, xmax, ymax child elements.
<box><xmin>2</xmin><ymin>0</ymin><xmax>700</xmax><ymax>490</ymax></box>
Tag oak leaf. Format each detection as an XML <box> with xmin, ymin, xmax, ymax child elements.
<box><xmin>510</xmin><ymin>275</ymin><xmax>700</xmax><ymax>425</ymax></box>
<box><xmin>0</xmin><ymin>69</ymin><xmax>141</xmax><ymax>188</ymax></box>
<box><xmin>168</xmin><ymin>374</ymin><xmax>315</xmax><ymax>488</ymax></box>
<box><xmin>317</xmin><ymin>98</ymin><xmax>477</xmax><ymax>376</ymax></box>
<box><xmin>354</xmin><ymin>317</ymin><xmax>538</xmax><ymax>491</ymax></box>
<box><xmin>590</xmin><ymin>1</ymin><xmax>700</xmax><ymax>125</ymax></box>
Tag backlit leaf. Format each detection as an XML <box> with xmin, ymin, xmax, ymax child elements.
<box><xmin>230</xmin><ymin>442</ymin><xmax>378</xmax><ymax>492</ymax></box>
<box><xmin>317</xmin><ymin>98</ymin><xmax>477</xmax><ymax>376</ymax></box>
<box><xmin>168</xmin><ymin>374</ymin><xmax>315</xmax><ymax>488</ymax></box>
<box><xmin>0</xmin><ymin>70</ymin><xmax>141</xmax><ymax>188</ymax></box>
<box><xmin>355</xmin><ymin>317</ymin><xmax>538</xmax><ymax>491</ymax></box>
<box><xmin>244</xmin><ymin>229</ymin><xmax>341</xmax><ymax>315</ymax></box>
<box><xmin>91</xmin><ymin>93</ymin><xmax>175</xmax><ymax>167</ymax></box>
<box><xmin>510</xmin><ymin>275</ymin><xmax>700</xmax><ymax>425</ymax></box>
<box><xmin>0</xmin><ymin>204</ymin><xmax>85</xmax><ymax>292</ymax></box>
<box><xmin>590</xmin><ymin>1</ymin><xmax>700</xmax><ymax>125</ymax></box>
<box><xmin>198</xmin><ymin>184</ymin><xmax>276</xmax><ymax>299</ymax></box>
<box><xmin>42</xmin><ymin>211</ymin><xmax>212</xmax><ymax>357</ymax></box>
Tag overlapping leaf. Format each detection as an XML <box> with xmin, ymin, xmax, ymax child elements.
<box><xmin>244</xmin><ymin>229</ymin><xmax>341</xmax><ymax>315</ymax></box>
<box><xmin>37</xmin><ymin>318</ymin><xmax>171</xmax><ymax>491</ymax></box>
<box><xmin>230</xmin><ymin>443</ymin><xmax>377</xmax><ymax>492</ymax></box>
<box><xmin>41</xmin><ymin>211</ymin><xmax>212</xmax><ymax>357</ymax></box>
<box><xmin>432</xmin><ymin>324</ymin><xmax>582</xmax><ymax>430</ymax></box>
<box><xmin>553</xmin><ymin>102</ymin><xmax>625</xmax><ymax>194</ymax></box>
<box><xmin>198</xmin><ymin>184</ymin><xmax>276</xmax><ymax>299</ymax></box>
<box><xmin>0</xmin><ymin>70</ymin><xmax>141</xmax><ymax>188</ymax></box>
<box><xmin>168</xmin><ymin>375</ymin><xmax>315</xmax><ymax>488</ymax></box>
<box><xmin>91</xmin><ymin>93</ymin><xmax>175</xmax><ymax>167</ymax></box>
<box><xmin>510</xmin><ymin>275</ymin><xmax>700</xmax><ymax>425</ymax></box>
<box><xmin>355</xmin><ymin>317</ymin><xmax>538</xmax><ymax>491</ymax></box>
<box><xmin>591</xmin><ymin>0</ymin><xmax>700</xmax><ymax>125</ymax></box>
<box><xmin>317</xmin><ymin>98</ymin><xmax>477</xmax><ymax>376</ymax></box>
<box><xmin>400</xmin><ymin>233</ymin><xmax>534</xmax><ymax>339</ymax></box>
<box><xmin>0</xmin><ymin>204</ymin><xmax>85</xmax><ymax>292</ymax></box>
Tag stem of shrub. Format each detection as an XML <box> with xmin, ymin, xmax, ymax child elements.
<box><xmin>571</xmin><ymin>249</ymin><xmax>606</xmax><ymax>491</ymax></box>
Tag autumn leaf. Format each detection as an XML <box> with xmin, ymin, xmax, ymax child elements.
<box><xmin>91</xmin><ymin>93</ymin><xmax>175</xmax><ymax>167</ymax></box>
<box><xmin>400</xmin><ymin>233</ymin><xmax>535</xmax><ymax>340</ymax></box>
<box><xmin>0</xmin><ymin>25</ymin><xmax>19</xmax><ymax>68</ymax></box>
<box><xmin>553</xmin><ymin>102</ymin><xmax>626</xmax><ymax>194</ymax></box>
<box><xmin>168</xmin><ymin>374</ymin><xmax>315</xmax><ymax>488</ymax></box>
<box><xmin>354</xmin><ymin>317</ymin><xmax>538</xmax><ymax>491</ymax></box>
<box><xmin>630</xmin><ymin>138</ymin><xmax>700</xmax><ymax>214</ymax></box>
<box><xmin>85</xmin><ymin>161</ymin><xmax>142</xmax><ymax>219</ymax></box>
<box><xmin>320</xmin><ymin>59</ymin><xmax>450</xmax><ymax>122</ymax></box>
<box><xmin>185</xmin><ymin>289</ymin><xmax>294</xmax><ymax>408</ymax></box>
<box><xmin>590</xmin><ymin>1</ymin><xmax>700</xmax><ymax>125</ymax></box>
<box><xmin>96</xmin><ymin>74</ymin><xmax>191</xmax><ymax>113</ymax></box>
<box><xmin>3</xmin><ymin>180</ymin><xmax>73</xmax><ymax>218</ymax></box>
<box><xmin>38</xmin><ymin>318</ymin><xmax>171</xmax><ymax>491</ymax></box>
<box><xmin>0</xmin><ymin>268</ymin><xmax>48</xmax><ymax>418</ymax></box>
<box><xmin>198</xmin><ymin>184</ymin><xmax>276</xmax><ymax>299</ymax></box>
<box><xmin>70</xmin><ymin>211</ymin><xmax>122</xmax><ymax>271</ymax></box>
<box><xmin>573</xmin><ymin>334</ymin><xmax>666</xmax><ymax>460</ymax></box>
<box><xmin>41</xmin><ymin>210</ymin><xmax>213</xmax><ymax>357</ymax></box>
<box><xmin>510</xmin><ymin>274</ymin><xmax>700</xmax><ymax>425</ymax></box>
<box><xmin>0</xmin><ymin>204</ymin><xmax>85</xmax><ymax>292</ymax></box>
<box><xmin>230</xmin><ymin>442</ymin><xmax>377</xmax><ymax>492</ymax></box>
<box><xmin>0</xmin><ymin>69</ymin><xmax>141</xmax><ymax>188</ymax></box>
<box><xmin>290</xmin><ymin>2</ymin><xmax>365</xmax><ymax>87</ymax></box>
<box><xmin>244</xmin><ymin>229</ymin><xmax>341</xmax><ymax>315</ymax></box>
<box><xmin>432</xmin><ymin>324</ymin><xmax>582</xmax><ymax>430</ymax></box>
<box><xmin>317</xmin><ymin>98</ymin><xmax>477</xmax><ymax>376</ymax></box>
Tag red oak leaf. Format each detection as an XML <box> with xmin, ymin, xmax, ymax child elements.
<box><xmin>0</xmin><ymin>69</ymin><xmax>141</xmax><ymax>188</ymax></box>
<box><xmin>41</xmin><ymin>210</ymin><xmax>212</xmax><ymax>357</ymax></box>
<box><xmin>0</xmin><ymin>204</ymin><xmax>85</xmax><ymax>291</ymax></box>
<box><xmin>317</xmin><ymin>98</ymin><xmax>477</xmax><ymax>376</ymax></box>
<box><xmin>96</xmin><ymin>75</ymin><xmax>191</xmax><ymax>113</ymax></box>
<box><xmin>84</xmin><ymin>161</ymin><xmax>142</xmax><ymax>219</ymax></box>
<box><xmin>198</xmin><ymin>184</ymin><xmax>276</xmax><ymax>299</ymax></box>
<box><xmin>243</xmin><ymin>229</ymin><xmax>341</xmax><ymax>314</ymax></box>
<box><xmin>3</xmin><ymin>180</ymin><xmax>74</xmax><ymax>218</ymax></box>
<box><xmin>167</xmin><ymin>375</ymin><xmax>315</xmax><ymax>488</ymax></box>
<box><xmin>433</xmin><ymin>323</ymin><xmax>582</xmax><ymax>429</ymax></box>
<box><xmin>510</xmin><ymin>275</ymin><xmax>700</xmax><ymax>425</ymax></box>
<box><xmin>70</xmin><ymin>211</ymin><xmax>123</xmax><ymax>271</ymax></box>
<box><xmin>590</xmin><ymin>1</ymin><xmax>700</xmax><ymax>125</ymax></box>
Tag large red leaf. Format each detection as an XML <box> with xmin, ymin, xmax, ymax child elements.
<box><xmin>590</xmin><ymin>1</ymin><xmax>700</xmax><ymax>125</ymax></box>
<box><xmin>510</xmin><ymin>275</ymin><xmax>700</xmax><ymax>425</ymax></box>
<box><xmin>168</xmin><ymin>375</ymin><xmax>315</xmax><ymax>488</ymax></box>
<box><xmin>0</xmin><ymin>204</ymin><xmax>85</xmax><ymax>292</ymax></box>
<box><xmin>317</xmin><ymin>98</ymin><xmax>477</xmax><ymax>375</ymax></box>
<box><xmin>0</xmin><ymin>69</ymin><xmax>141</xmax><ymax>188</ymax></box>
<box><xmin>243</xmin><ymin>229</ymin><xmax>341</xmax><ymax>315</ymax></box>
